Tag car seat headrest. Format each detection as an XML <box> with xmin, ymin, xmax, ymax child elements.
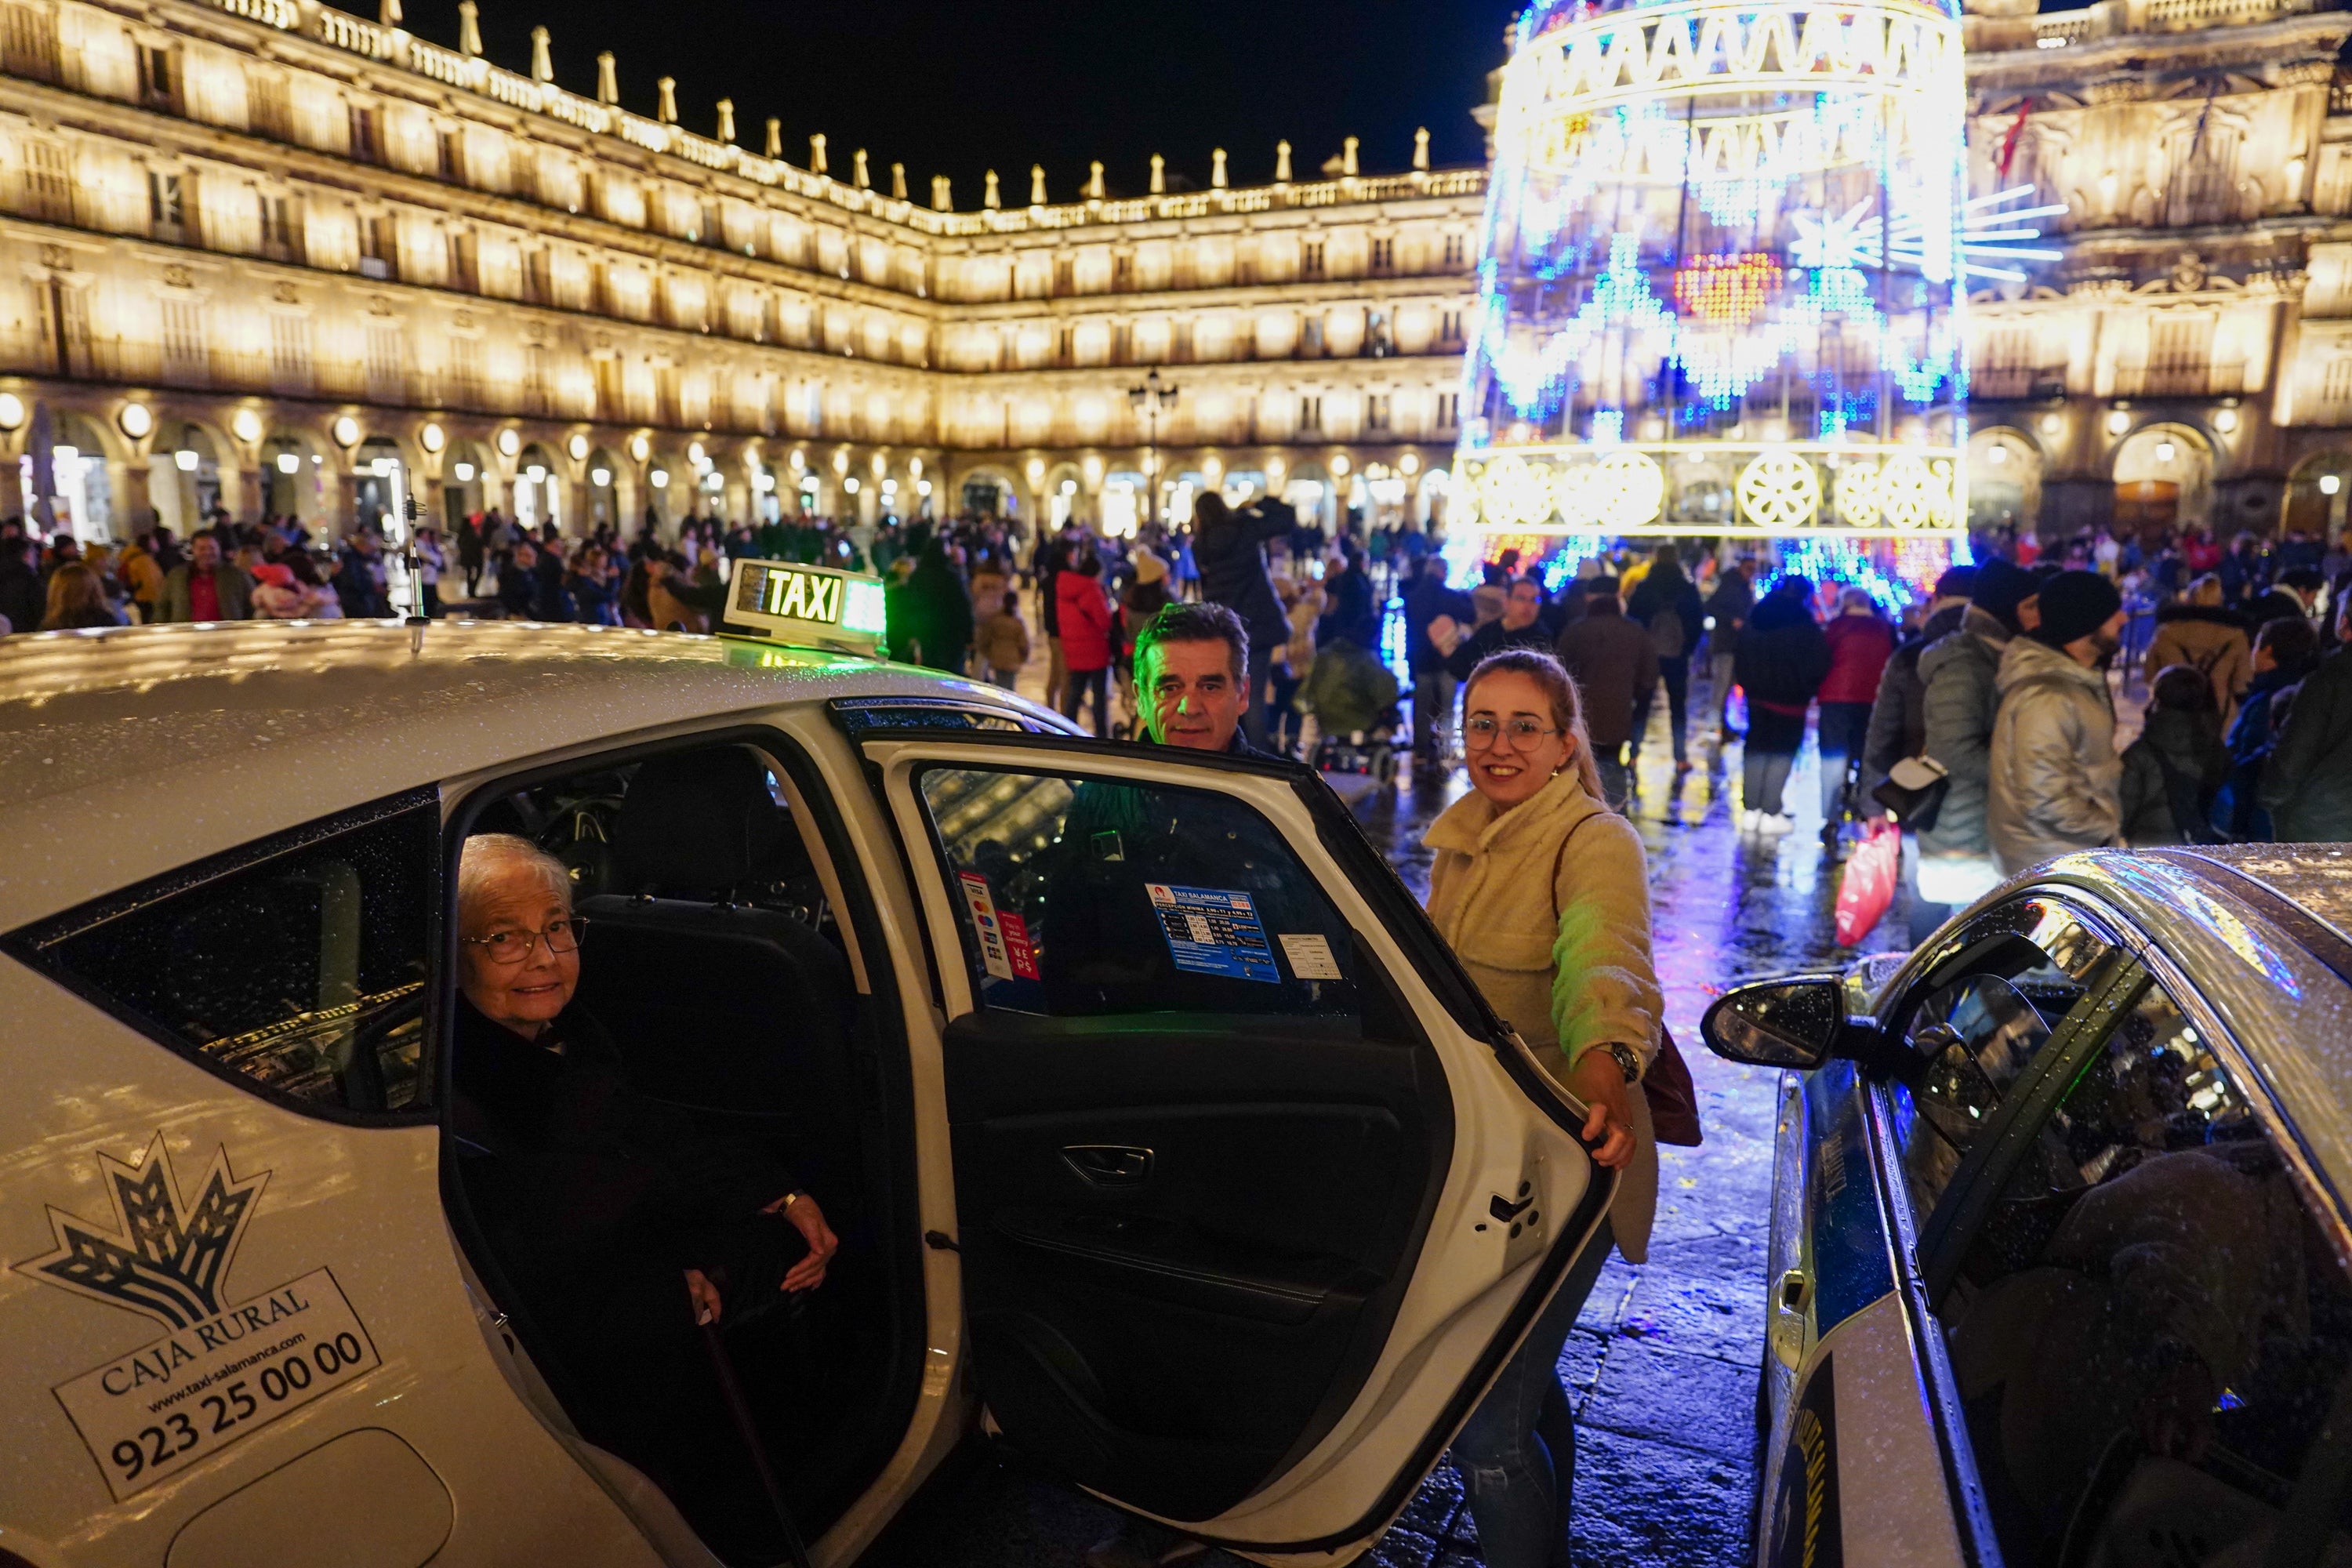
<box><xmin>613</xmin><ymin>749</ymin><xmax>804</xmax><ymax>895</ymax></box>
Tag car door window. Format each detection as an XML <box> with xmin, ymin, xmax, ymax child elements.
<box><xmin>7</xmin><ymin>794</ymin><xmax>434</xmax><ymax>1115</ymax></box>
<box><xmin>914</xmin><ymin>764</ymin><xmax>1362</xmax><ymax>1021</ymax></box>
<box><xmin>1939</xmin><ymin>978</ymin><xmax>2352</xmax><ymax>1566</ymax></box>
<box><xmin>1884</xmin><ymin>896</ymin><xmax>2119</xmax><ymax>1219</ymax></box>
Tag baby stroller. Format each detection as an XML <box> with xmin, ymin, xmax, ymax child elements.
<box><xmin>1298</xmin><ymin>637</ymin><xmax>1403</xmax><ymax>784</ymax></box>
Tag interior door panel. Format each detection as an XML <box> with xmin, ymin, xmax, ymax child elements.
<box><xmin>942</xmin><ymin>1011</ymin><xmax>1451</xmax><ymax>1522</ymax></box>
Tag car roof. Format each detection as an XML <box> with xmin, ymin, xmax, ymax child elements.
<box><xmin>0</xmin><ymin>621</ymin><xmax>1039</xmax><ymax>930</ymax></box>
<box><xmin>2029</xmin><ymin>847</ymin><xmax>2352</xmax><ymax>1224</ymax></box>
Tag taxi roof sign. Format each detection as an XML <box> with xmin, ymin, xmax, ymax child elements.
<box><xmin>719</xmin><ymin>559</ymin><xmax>888</xmax><ymax>657</ymax></box>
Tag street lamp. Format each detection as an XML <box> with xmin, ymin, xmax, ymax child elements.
<box><xmin>1128</xmin><ymin>366</ymin><xmax>1178</xmax><ymax>527</ymax></box>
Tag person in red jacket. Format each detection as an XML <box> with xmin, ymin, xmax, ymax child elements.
<box><xmin>1819</xmin><ymin>586</ymin><xmax>1897</xmax><ymax>844</ymax></box>
<box><xmin>1055</xmin><ymin>549</ymin><xmax>1116</xmax><ymax>735</ymax></box>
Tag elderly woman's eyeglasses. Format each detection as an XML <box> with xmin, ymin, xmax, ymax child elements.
<box><xmin>1464</xmin><ymin>716</ymin><xmax>1563</xmax><ymax>750</ymax></box>
<box><xmin>462</xmin><ymin>917</ymin><xmax>588</xmax><ymax>965</ymax></box>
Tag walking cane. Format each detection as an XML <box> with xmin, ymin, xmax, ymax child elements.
<box><xmin>699</xmin><ymin>1319</ymin><xmax>814</xmax><ymax>1568</ymax></box>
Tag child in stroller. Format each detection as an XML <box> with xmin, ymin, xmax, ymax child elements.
<box><xmin>1298</xmin><ymin>635</ymin><xmax>1403</xmax><ymax>783</ymax></box>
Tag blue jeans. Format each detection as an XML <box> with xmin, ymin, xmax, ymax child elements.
<box><xmin>1450</xmin><ymin>1218</ymin><xmax>1617</xmax><ymax>1568</ymax></box>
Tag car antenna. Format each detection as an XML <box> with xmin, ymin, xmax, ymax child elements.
<box><xmin>402</xmin><ymin>489</ymin><xmax>429</xmax><ymax>655</ymax></box>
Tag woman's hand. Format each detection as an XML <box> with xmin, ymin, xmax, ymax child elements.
<box><xmin>684</xmin><ymin>1267</ymin><xmax>723</xmax><ymax>1327</ymax></box>
<box><xmin>770</xmin><ymin>1192</ymin><xmax>840</xmax><ymax>1293</ymax></box>
<box><xmin>1567</xmin><ymin>1050</ymin><xmax>1639</xmax><ymax>1171</ymax></box>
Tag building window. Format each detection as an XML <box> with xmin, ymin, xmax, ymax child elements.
<box><xmin>1370</xmin><ymin>237</ymin><xmax>1395</xmax><ymax>274</ymax></box>
<box><xmin>1112</xmin><ymin>252</ymin><xmax>1134</xmax><ymax>293</ymax></box>
<box><xmin>258</xmin><ymin>192</ymin><xmax>297</xmax><ymax>260</ymax></box>
<box><xmin>1302</xmin><ymin>240</ymin><xmax>1325</xmax><ymax>279</ymax></box>
<box><xmin>1436</xmin><ymin>391</ymin><xmax>1459</xmax><ymax>430</ymax></box>
<box><xmin>2324</xmin><ymin>358</ymin><xmax>2352</xmax><ymax>408</ymax></box>
<box><xmin>245</xmin><ymin>69</ymin><xmax>290</xmax><ymax>140</ymax></box>
<box><xmin>1056</xmin><ymin>325</ymin><xmax>1074</xmax><ymax>367</ymax></box>
<box><xmin>160</xmin><ymin>296</ymin><xmax>207</xmax><ymax>383</ymax></box>
<box><xmin>2</xmin><ymin>1</ymin><xmax>61</xmax><ymax>82</ymax></box>
<box><xmin>147</xmin><ymin>171</ymin><xmax>185</xmax><ymax>237</ymax></box>
<box><xmin>1367</xmin><ymin>393</ymin><xmax>1392</xmax><ymax>432</ymax></box>
<box><xmin>437</xmin><ymin>129</ymin><xmax>463</xmax><ymax>183</ymax></box>
<box><xmin>1300</xmin><ymin>314</ymin><xmax>1325</xmax><ymax>358</ymax></box>
<box><xmin>358</xmin><ymin>214</ymin><xmax>395</xmax><ymax>281</ymax></box>
<box><xmin>368</xmin><ymin>322</ymin><xmax>411</xmax><ymax>403</ymax></box>
<box><xmin>1171</xmin><ymin>319</ymin><xmax>1194</xmax><ymax>364</ymax></box>
<box><xmin>524</xmin><ymin>248</ymin><xmax>553</xmax><ymax>306</ymax></box>
<box><xmin>1443</xmin><ymin>232</ymin><xmax>1466</xmax><ymax>267</ymax></box>
<box><xmin>348</xmin><ymin>104</ymin><xmax>379</xmax><ymax>165</ymax></box>
<box><xmin>1440</xmin><ymin>309</ymin><xmax>1464</xmax><ymax>346</ymax></box>
<box><xmin>1112</xmin><ymin>321</ymin><xmax>1132</xmax><ymax>365</ymax></box>
<box><xmin>1300</xmin><ymin>394</ymin><xmax>1323</xmax><ymax>433</ymax></box>
<box><xmin>138</xmin><ymin>44</ymin><xmax>176</xmax><ymax>111</ymax></box>
<box><xmin>20</xmin><ymin>136</ymin><xmax>72</xmax><ymax>223</ymax></box>
<box><xmin>269</xmin><ymin>313</ymin><xmax>314</xmax><ymax>391</ymax></box>
<box><xmin>1053</xmin><ymin>256</ymin><xmax>1074</xmax><ymax>296</ymax></box>
<box><xmin>524</xmin><ymin>342</ymin><xmax>550</xmax><ymax>415</ymax></box>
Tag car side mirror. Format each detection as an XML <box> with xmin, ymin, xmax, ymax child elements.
<box><xmin>1700</xmin><ymin>977</ymin><xmax>1878</xmax><ymax>1072</ymax></box>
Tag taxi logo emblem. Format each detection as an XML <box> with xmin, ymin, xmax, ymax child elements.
<box><xmin>19</xmin><ymin>1131</ymin><xmax>270</xmax><ymax>1331</ymax></box>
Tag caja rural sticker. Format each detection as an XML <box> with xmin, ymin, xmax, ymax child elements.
<box><xmin>15</xmin><ymin>1132</ymin><xmax>382</xmax><ymax>1501</ymax></box>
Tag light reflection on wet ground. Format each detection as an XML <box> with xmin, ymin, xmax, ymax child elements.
<box><xmin>895</xmin><ymin>623</ymin><xmax>1912</xmax><ymax>1566</ymax></box>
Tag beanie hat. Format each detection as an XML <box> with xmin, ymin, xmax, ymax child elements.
<box><xmin>2032</xmin><ymin>569</ymin><xmax>2123</xmax><ymax>648</ymax></box>
<box><xmin>1132</xmin><ymin>550</ymin><xmax>1169</xmax><ymax>585</ymax></box>
<box><xmin>1933</xmin><ymin>565</ymin><xmax>1980</xmax><ymax>601</ymax></box>
<box><xmin>1969</xmin><ymin>559</ymin><xmax>2034</xmax><ymax>631</ymax></box>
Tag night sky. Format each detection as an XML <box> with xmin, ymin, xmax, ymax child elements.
<box><xmin>399</xmin><ymin>0</ymin><xmax>1515</xmax><ymax>202</ymax></box>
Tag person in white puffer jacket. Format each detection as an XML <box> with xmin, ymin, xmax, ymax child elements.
<box><xmin>1988</xmin><ymin>569</ymin><xmax>2129</xmax><ymax>876</ymax></box>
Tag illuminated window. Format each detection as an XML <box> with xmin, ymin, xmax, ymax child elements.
<box><xmin>1436</xmin><ymin>392</ymin><xmax>1460</xmax><ymax>430</ymax></box>
<box><xmin>160</xmin><ymin>297</ymin><xmax>206</xmax><ymax>381</ymax></box>
<box><xmin>1440</xmin><ymin>309</ymin><xmax>1464</xmax><ymax>345</ymax></box>
<box><xmin>347</xmin><ymin>103</ymin><xmax>379</xmax><ymax>165</ymax></box>
<box><xmin>1302</xmin><ymin>240</ymin><xmax>1325</xmax><ymax>279</ymax></box>
<box><xmin>1443</xmin><ymin>232</ymin><xmax>1466</xmax><ymax>267</ymax></box>
<box><xmin>147</xmin><ymin>171</ymin><xmax>185</xmax><ymax>236</ymax></box>
<box><xmin>1371</xmin><ymin>237</ymin><xmax>1396</xmax><ymax>274</ymax></box>
<box><xmin>1300</xmin><ymin>394</ymin><xmax>1323</xmax><ymax>433</ymax></box>
<box><xmin>20</xmin><ymin>137</ymin><xmax>72</xmax><ymax>223</ymax></box>
<box><xmin>1367</xmin><ymin>394</ymin><xmax>1392</xmax><ymax>431</ymax></box>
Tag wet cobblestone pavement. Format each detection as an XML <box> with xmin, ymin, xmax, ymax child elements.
<box><xmin>877</xmin><ymin>666</ymin><xmax>1917</xmax><ymax>1568</ymax></box>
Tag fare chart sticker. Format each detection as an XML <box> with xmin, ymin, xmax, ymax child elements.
<box><xmin>1147</xmin><ymin>884</ymin><xmax>1279</xmax><ymax>984</ymax></box>
<box><xmin>958</xmin><ymin>870</ymin><xmax>1017</xmax><ymax>981</ymax></box>
<box><xmin>1279</xmin><ymin>933</ymin><xmax>1345</xmax><ymax>981</ymax></box>
<box><xmin>997</xmin><ymin>909</ymin><xmax>1040</xmax><ymax>981</ymax></box>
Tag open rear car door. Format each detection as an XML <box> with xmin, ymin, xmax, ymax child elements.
<box><xmin>857</xmin><ymin>732</ymin><xmax>1614</xmax><ymax>1562</ymax></box>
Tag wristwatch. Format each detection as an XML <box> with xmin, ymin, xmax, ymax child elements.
<box><xmin>1602</xmin><ymin>1041</ymin><xmax>1642</xmax><ymax>1085</ymax></box>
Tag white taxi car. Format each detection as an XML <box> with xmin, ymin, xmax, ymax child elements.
<box><xmin>0</xmin><ymin>563</ymin><xmax>1613</xmax><ymax>1568</ymax></box>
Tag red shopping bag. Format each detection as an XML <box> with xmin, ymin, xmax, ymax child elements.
<box><xmin>1835</xmin><ymin>820</ymin><xmax>1901</xmax><ymax>947</ymax></box>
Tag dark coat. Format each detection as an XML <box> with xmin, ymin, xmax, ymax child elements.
<box><xmin>900</xmin><ymin>546</ymin><xmax>976</xmax><ymax>671</ymax></box>
<box><xmin>1194</xmin><ymin>500</ymin><xmax>1294</xmax><ymax>652</ymax></box>
<box><xmin>2118</xmin><ymin>709</ymin><xmax>2229</xmax><ymax>846</ymax></box>
<box><xmin>0</xmin><ymin>560</ymin><xmax>42</xmax><ymax>634</ymax></box>
<box><xmin>2261</xmin><ymin>646</ymin><xmax>2352</xmax><ymax>841</ymax></box>
<box><xmin>1555</xmin><ymin>600</ymin><xmax>1660</xmax><ymax>753</ymax></box>
<box><xmin>161</xmin><ymin>561</ymin><xmax>254</xmax><ymax>622</ymax></box>
<box><xmin>1861</xmin><ymin>601</ymin><xmax>1969</xmax><ymax>804</ymax></box>
<box><xmin>1404</xmin><ymin>575</ymin><xmax>1475</xmax><ymax>675</ymax></box>
<box><xmin>1625</xmin><ymin>570</ymin><xmax>1703</xmax><ymax>663</ymax></box>
<box><xmin>2216</xmin><ymin>659</ymin><xmax>2317</xmax><ymax>838</ymax></box>
<box><xmin>1734</xmin><ymin>591</ymin><xmax>1830</xmax><ymax>754</ymax></box>
<box><xmin>1445</xmin><ymin>616</ymin><xmax>1555</xmax><ymax>681</ymax></box>
<box><xmin>1702</xmin><ymin>572</ymin><xmax>1755</xmax><ymax>660</ymax></box>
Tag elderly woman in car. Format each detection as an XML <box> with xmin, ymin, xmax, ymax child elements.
<box><xmin>452</xmin><ymin>833</ymin><xmax>836</xmax><ymax>1539</ymax></box>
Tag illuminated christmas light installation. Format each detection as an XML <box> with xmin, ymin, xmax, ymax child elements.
<box><xmin>1449</xmin><ymin>0</ymin><xmax>2043</xmax><ymax>596</ymax></box>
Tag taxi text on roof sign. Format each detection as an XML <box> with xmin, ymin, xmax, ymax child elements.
<box><xmin>720</xmin><ymin>560</ymin><xmax>890</xmax><ymax>658</ymax></box>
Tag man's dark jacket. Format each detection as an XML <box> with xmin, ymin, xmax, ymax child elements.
<box><xmin>1555</xmin><ymin>599</ymin><xmax>1660</xmax><ymax>752</ymax></box>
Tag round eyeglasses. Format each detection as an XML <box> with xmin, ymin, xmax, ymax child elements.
<box><xmin>461</xmin><ymin>916</ymin><xmax>588</xmax><ymax>965</ymax></box>
<box><xmin>1464</xmin><ymin>716</ymin><xmax>1564</xmax><ymax>750</ymax></box>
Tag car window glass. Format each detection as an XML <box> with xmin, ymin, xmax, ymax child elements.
<box><xmin>916</xmin><ymin>765</ymin><xmax>1361</xmax><ymax>1020</ymax></box>
<box><xmin>1940</xmin><ymin>980</ymin><xmax>2352</xmax><ymax>1566</ymax></box>
<box><xmin>19</xmin><ymin>803</ymin><xmax>434</xmax><ymax>1113</ymax></box>
<box><xmin>1885</xmin><ymin>897</ymin><xmax>2118</xmax><ymax>1218</ymax></box>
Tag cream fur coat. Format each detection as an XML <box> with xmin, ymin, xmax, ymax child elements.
<box><xmin>1424</xmin><ymin>768</ymin><xmax>1664</xmax><ymax>1261</ymax></box>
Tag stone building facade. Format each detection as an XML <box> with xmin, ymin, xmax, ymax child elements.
<box><xmin>0</xmin><ymin>0</ymin><xmax>1483</xmax><ymax>543</ymax></box>
<box><xmin>1964</xmin><ymin>0</ymin><xmax>2352</xmax><ymax>541</ymax></box>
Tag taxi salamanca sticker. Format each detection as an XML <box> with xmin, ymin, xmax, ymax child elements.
<box><xmin>1147</xmin><ymin>884</ymin><xmax>1279</xmax><ymax>984</ymax></box>
<box><xmin>17</xmin><ymin>1132</ymin><xmax>383</xmax><ymax>1501</ymax></box>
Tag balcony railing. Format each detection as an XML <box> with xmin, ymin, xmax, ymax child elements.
<box><xmin>176</xmin><ymin>0</ymin><xmax>1486</xmax><ymax>240</ymax></box>
<box><xmin>2111</xmin><ymin>361</ymin><xmax>2247</xmax><ymax>397</ymax></box>
<box><xmin>1973</xmin><ymin>365</ymin><xmax>2068</xmax><ymax>399</ymax></box>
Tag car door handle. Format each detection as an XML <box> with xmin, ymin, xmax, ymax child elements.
<box><xmin>1062</xmin><ymin>1145</ymin><xmax>1154</xmax><ymax>1185</ymax></box>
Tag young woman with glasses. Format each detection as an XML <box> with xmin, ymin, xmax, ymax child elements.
<box><xmin>1420</xmin><ymin>648</ymin><xmax>1663</xmax><ymax>1568</ymax></box>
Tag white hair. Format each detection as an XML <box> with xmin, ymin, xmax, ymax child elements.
<box><xmin>458</xmin><ymin>833</ymin><xmax>572</xmax><ymax>923</ymax></box>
